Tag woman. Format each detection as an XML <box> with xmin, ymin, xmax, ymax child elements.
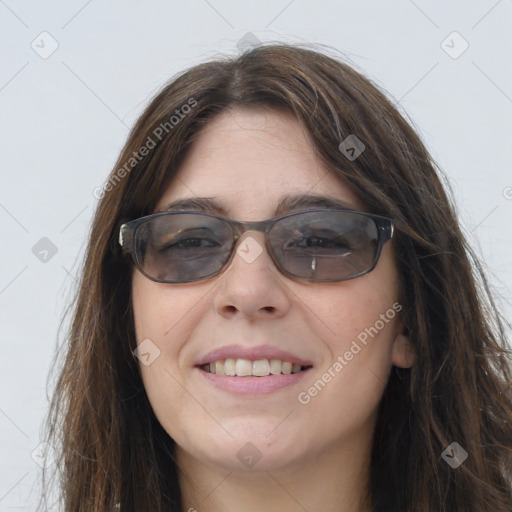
<box><xmin>40</xmin><ymin>43</ymin><xmax>512</xmax><ymax>511</ymax></box>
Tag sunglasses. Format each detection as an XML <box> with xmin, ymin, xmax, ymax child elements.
<box><xmin>118</xmin><ymin>209</ymin><xmax>394</xmax><ymax>284</ymax></box>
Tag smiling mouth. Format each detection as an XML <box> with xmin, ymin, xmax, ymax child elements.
<box><xmin>199</xmin><ymin>358</ymin><xmax>313</xmax><ymax>377</ymax></box>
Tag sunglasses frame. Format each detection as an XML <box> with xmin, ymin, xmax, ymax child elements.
<box><xmin>118</xmin><ymin>208</ymin><xmax>394</xmax><ymax>284</ymax></box>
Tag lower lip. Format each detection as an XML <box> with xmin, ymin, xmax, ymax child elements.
<box><xmin>196</xmin><ymin>367</ymin><xmax>311</xmax><ymax>395</ymax></box>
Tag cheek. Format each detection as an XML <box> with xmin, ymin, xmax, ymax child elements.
<box><xmin>132</xmin><ymin>274</ymin><xmax>170</xmax><ymax>338</ymax></box>
<box><xmin>304</xmin><ymin>277</ymin><xmax>399</xmax><ymax>359</ymax></box>
<box><xmin>317</xmin><ymin>294</ymin><xmax>399</xmax><ymax>390</ymax></box>
<box><xmin>330</xmin><ymin>245</ymin><xmax>399</xmax><ymax>350</ymax></box>
<box><xmin>131</xmin><ymin>274</ymin><xmax>203</xmax><ymax>397</ymax></box>
<box><xmin>295</xmin><ymin>290</ymin><xmax>401</xmax><ymax>438</ymax></box>
<box><xmin>294</xmin><ymin>257</ymin><xmax>401</xmax><ymax>408</ymax></box>
<box><xmin>131</xmin><ymin>273</ymin><xmax>207</xmax><ymax>351</ymax></box>
<box><xmin>131</xmin><ymin>274</ymin><xmax>210</xmax><ymax>438</ymax></box>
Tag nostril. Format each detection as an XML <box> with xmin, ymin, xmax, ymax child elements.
<box><xmin>262</xmin><ymin>306</ymin><xmax>275</xmax><ymax>313</ymax></box>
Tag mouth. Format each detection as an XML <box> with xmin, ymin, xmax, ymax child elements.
<box><xmin>199</xmin><ymin>358</ymin><xmax>313</xmax><ymax>377</ymax></box>
<box><xmin>194</xmin><ymin>345</ymin><xmax>314</xmax><ymax>395</ymax></box>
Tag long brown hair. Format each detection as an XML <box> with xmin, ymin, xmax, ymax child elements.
<box><xmin>39</xmin><ymin>42</ymin><xmax>512</xmax><ymax>511</ymax></box>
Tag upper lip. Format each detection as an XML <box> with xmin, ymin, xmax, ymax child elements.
<box><xmin>195</xmin><ymin>345</ymin><xmax>314</xmax><ymax>367</ymax></box>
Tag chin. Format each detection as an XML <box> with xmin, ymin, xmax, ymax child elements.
<box><xmin>177</xmin><ymin>422</ymin><xmax>308</xmax><ymax>472</ymax></box>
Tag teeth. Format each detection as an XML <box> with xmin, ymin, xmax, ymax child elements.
<box><xmin>235</xmin><ymin>358</ymin><xmax>252</xmax><ymax>376</ymax></box>
<box><xmin>281</xmin><ymin>362</ymin><xmax>292</xmax><ymax>375</ymax></box>
<box><xmin>269</xmin><ymin>359</ymin><xmax>281</xmax><ymax>375</ymax></box>
<box><xmin>224</xmin><ymin>358</ymin><xmax>236</xmax><ymax>376</ymax></box>
<box><xmin>202</xmin><ymin>358</ymin><xmax>308</xmax><ymax>377</ymax></box>
<box><xmin>252</xmin><ymin>359</ymin><xmax>270</xmax><ymax>377</ymax></box>
<box><xmin>215</xmin><ymin>360</ymin><xmax>224</xmax><ymax>375</ymax></box>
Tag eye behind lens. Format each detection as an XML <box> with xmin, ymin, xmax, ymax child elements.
<box><xmin>268</xmin><ymin>210</ymin><xmax>381</xmax><ymax>281</ymax></box>
<box><xmin>133</xmin><ymin>213</ymin><xmax>235</xmax><ymax>283</ymax></box>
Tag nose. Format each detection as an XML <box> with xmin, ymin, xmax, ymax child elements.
<box><xmin>212</xmin><ymin>233</ymin><xmax>292</xmax><ymax>320</ymax></box>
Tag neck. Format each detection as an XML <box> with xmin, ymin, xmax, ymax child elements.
<box><xmin>177</xmin><ymin>436</ymin><xmax>373</xmax><ymax>512</ymax></box>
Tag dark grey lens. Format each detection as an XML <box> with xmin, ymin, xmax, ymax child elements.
<box><xmin>134</xmin><ymin>214</ymin><xmax>233</xmax><ymax>282</ymax></box>
<box><xmin>268</xmin><ymin>211</ymin><xmax>379</xmax><ymax>280</ymax></box>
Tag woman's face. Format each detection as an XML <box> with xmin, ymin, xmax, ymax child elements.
<box><xmin>132</xmin><ymin>108</ymin><xmax>413</xmax><ymax>473</ymax></box>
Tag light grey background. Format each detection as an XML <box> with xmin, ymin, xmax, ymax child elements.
<box><xmin>1</xmin><ymin>1</ymin><xmax>511</xmax><ymax>509</ymax></box>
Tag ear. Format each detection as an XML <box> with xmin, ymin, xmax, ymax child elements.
<box><xmin>391</xmin><ymin>331</ymin><xmax>415</xmax><ymax>368</ymax></box>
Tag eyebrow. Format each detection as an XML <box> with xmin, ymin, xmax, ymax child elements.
<box><xmin>160</xmin><ymin>194</ymin><xmax>358</xmax><ymax>217</ymax></box>
<box><xmin>274</xmin><ymin>194</ymin><xmax>357</xmax><ymax>215</ymax></box>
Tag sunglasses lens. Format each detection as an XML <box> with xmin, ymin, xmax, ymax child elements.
<box><xmin>129</xmin><ymin>210</ymin><xmax>385</xmax><ymax>283</ymax></box>
<box><xmin>134</xmin><ymin>214</ymin><xmax>233</xmax><ymax>282</ymax></box>
<box><xmin>269</xmin><ymin>211</ymin><xmax>379</xmax><ymax>281</ymax></box>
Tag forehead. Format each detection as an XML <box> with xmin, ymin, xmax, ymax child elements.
<box><xmin>156</xmin><ymin>108</ymin><xmax>365</xmax><ymax>217</ymax></box>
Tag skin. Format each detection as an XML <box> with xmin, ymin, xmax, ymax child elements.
<box><xmin>132</xmin><ymin>108</ymin><xmax>415</xmax><ymax>512</ymax></box>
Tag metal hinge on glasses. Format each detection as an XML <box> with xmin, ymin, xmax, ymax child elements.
<box><xmin>118</xmin><ymin>223</ymin><xmax>133</xmax><ymax>254</ymax></box>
